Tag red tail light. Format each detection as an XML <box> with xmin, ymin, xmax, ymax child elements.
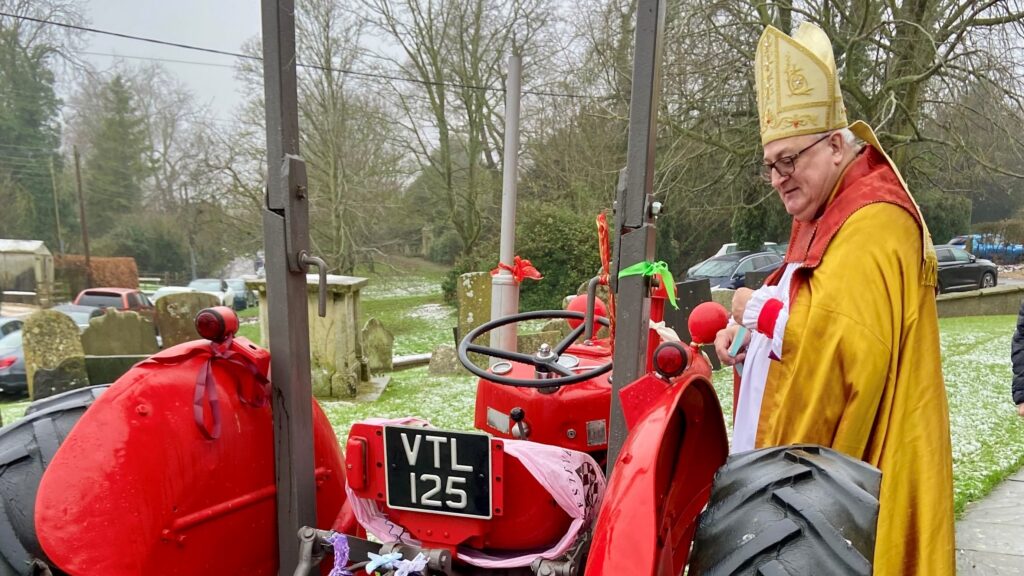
<box><xmin>0</xmin><ymin>356</ymin><xmax>16</xmax><ymax>369</ymax></box>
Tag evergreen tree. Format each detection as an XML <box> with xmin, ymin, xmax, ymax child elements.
<box><xmin>81</xmin><ymin>74</ymin><xmax>152</xmax><ymax>239</ymax></box>
<box><xmin>0</xmin><ymin>24</ymin><xmax>64</xmax><ymax>244</ymax></box>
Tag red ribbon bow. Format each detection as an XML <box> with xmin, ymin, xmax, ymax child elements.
<box><xmin>490</xmin><ymin>255</ymin><xmax>543</xmax><ymax>284</ymax></box>
<box><xmin>140</xmin><ymin>336</ymin><xmax>270</xmax><ymax>440</ymax></box>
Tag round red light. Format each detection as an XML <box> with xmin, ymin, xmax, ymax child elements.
<box><xmin>194</xmin><ymin>306</ymin><xmax>238</xmax><ymax>342</ymax></box>
<box><xmin>688</xmin><ymin>302</ymin><xmax>729</xmax><ymax>344</ymax></box>
<box><xmin>653</xmin><ymin>342</ymin><xmax>688</xmax><ymax>378</ymax></box>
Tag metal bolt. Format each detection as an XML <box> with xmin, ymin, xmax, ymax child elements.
<box><xmin>566</xmin><ymin>429</ymin><xmax>577</xmax><ymax>439</ymax></box>
<box><xmin>650</xmin><ymin>201</ymin><xmax>663</xmax><ymax>216</ymax></box>
<box><xmin>136</xmin><ymin>404</ymin><xmax>150</xmax><ymax>416</ymax></box>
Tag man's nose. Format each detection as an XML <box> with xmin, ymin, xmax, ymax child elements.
<box><xmin>771</xmin><ymin>167</ymin><xmax>789</xmax><ymax>188</ymax></box>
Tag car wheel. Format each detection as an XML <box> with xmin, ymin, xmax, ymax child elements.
<box><xmin>689</xmin><ymin>445</ymin><xmax>881</xmax><ymax>575</ymax></box>
<box><xmin>980</xmin><ymin>272</ymin><xmax>995</xmax><ymax>289</ymax></box>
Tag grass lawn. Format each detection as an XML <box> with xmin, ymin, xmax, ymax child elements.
<box><xmin>2</xmin><ymin>259</ymin><xmax>1021</xmax><ymax>516</ymax></box>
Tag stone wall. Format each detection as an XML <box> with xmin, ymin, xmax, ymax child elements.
<box><xmin>936</xmin><ymin>285</ymin><xmax>1024</xmax><ymax>318</ymax></box>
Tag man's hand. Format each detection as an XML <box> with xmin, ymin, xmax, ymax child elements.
<box><xmin>714</xmin><ymin>324</ymin><xmax>751</xmax><ymax>366</ymax></box>
<box><xmin>1017</xmin><ymin>403</ymin><xmax>1024</xmax><ymax>417</ymax></box>
<box><xmin>732</xmin><ymin>287</ymin><xmax>755</xmax><ymax>324</ymax></box>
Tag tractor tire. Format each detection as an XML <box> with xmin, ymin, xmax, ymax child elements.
<box><xmin>0</xmin><ymin>385</ymin><xmax>109</xmax><ymax>576</ymax></box>
<box><xmin>688</xmin><ymin>444</ymin><xmax>881</xmax><ymax>576</ymax></box>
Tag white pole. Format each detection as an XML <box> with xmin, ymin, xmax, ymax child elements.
<box><xmin>489</xmin><ymin>54</ymin><xmax>522</xmax><ymax>359</ymax></box>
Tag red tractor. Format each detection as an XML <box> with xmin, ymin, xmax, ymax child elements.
<box><xmin>0</xmin><ymin>0</ymin><xmax>881</xmax><ymax>573</ymax></box>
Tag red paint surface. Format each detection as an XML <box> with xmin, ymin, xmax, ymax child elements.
<box><xmin>35</xmin><ymin>337</ymin><xmax>348</xmax><ymax>575</ymax></box>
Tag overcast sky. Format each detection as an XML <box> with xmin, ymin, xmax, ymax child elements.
<box><xmin>81</xmin><ymin>0</ymin><xmax>262</xmax><ymax>119</ymax></box>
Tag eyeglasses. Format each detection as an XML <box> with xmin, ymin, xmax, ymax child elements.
<box><xmin>759</xmin><ymin>134</ymin><xmax>830</xmax><ymax>182</ymax></box>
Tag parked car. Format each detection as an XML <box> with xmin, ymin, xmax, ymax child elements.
<box><xmin>151</xmin><ymin>286</ymin><xmax>196</xmax><ymax>302</ymax></box>
<box><xmin>0</xmin><ymin>317</ymin><xmax>23</xmax><ymax>337</ymax></box>
<box><xmin>935</xmin><ymin>244</ymin><xmax>998</xmax><ymax>293</ymax></box>
<box><xmin>187</xmin><ymin>279</ymin><xmax>236</xmax><ymax>308</ymax></box>
<box><xmin>719</xmin><ymin>258</ymin><xmax>785</xmax><ymax>290</ymax></box>
<box><xmin>50</xmin><ymin>304</ymin><xmax>104</xmax><ymax>332</ymax></box>
<box><xmin>225</xmin><ymin>279</ymin><xmax>257</xmax><ymax>310</ymax></box>
<box><xmin>73</xmin><ymin>288</ymin><xmax>156</xmax><ymax>324</ymax></box>
<box><xmin>0</xmin><ymin>329</ymin><xmax>26</xmax><ymax>396</ymax></box>
<box><xmin>686</xmin><ymin>251</ymin><xmax>784</xmax><ymax>289</ymax></box>
<box><xmin>712</xmin><ymin>242</ymin><xmax>778</xmax><ymax>257</ymax></box>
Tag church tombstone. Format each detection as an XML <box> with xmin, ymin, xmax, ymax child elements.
<box><xmin>22</xmin><ymin>310</ymin><xmax>89</xmax><ymax>400</ymax></box>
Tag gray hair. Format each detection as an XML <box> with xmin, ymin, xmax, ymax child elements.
<box><xmin>835</xmin><ymin>127</ymin><xmax>863</xmax><ymax>152</ymax></box>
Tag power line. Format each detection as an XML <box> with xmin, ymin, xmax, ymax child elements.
<box><xmin>0</xmin><ymin>11</ymin><xmax>609</xmax><ymax>101</ymax></box>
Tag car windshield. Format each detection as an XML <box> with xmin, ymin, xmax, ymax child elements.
<box><xmin>0</xmin><ymin>330</ymin><xmax>22</xmax><ymax>349</ymax></box>
<box><xmin>78</xmin><ymin>293</ymin><xmax>124</xmax><ymax>308</ymax></box>
<box><xmin>691</xmin><ymin>257</ymin><xmax>740</xmax><ymax>278</ymax></box>
<box><xmin>189</xmin><ymin>279</ymin><xmax>223</xmax><ymax>291</ymax></box>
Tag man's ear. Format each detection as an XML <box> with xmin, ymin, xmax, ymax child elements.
<box><xmin>830</xmin><ymin>132</ymin><xmax>845</xmax><ymax>164</ymax></box>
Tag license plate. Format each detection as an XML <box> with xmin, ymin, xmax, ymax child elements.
<box><xmin>383</xmin><ymin>426</ymin><xmax>492</xmax><ymax>519</ymax></box>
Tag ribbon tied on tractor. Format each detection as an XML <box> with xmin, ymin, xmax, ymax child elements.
<box><xmin>490</xmin><ymin>255</ymin><xmax>543</xmax><ymax>284</ymax></box>
<box><xmin>140</xmin><ymin>335</ymin><xmax>271</xmax><ymax>440</ymax></box>
<box><xmin>618</xmin><ymin>260</ymin><xmax>679</xmax><ymax>310</ymax></box>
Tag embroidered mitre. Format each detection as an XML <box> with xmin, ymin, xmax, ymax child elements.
<box><xmin>755</xmin><ymin>23</ymin><xmax>848</xmax><ymax>145</ymax></box>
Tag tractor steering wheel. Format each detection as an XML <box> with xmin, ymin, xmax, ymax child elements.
<box><xmin>457</xmin><ymin>310</ymin><xmax>612</xmax><ymax>387</ymax></box>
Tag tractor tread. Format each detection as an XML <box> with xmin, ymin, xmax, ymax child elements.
<box><xmin>688</xmin><ymin>445</ymin><xmax>880</xmax><ymax>576</ymax></box>
<box><xmin>0</xmin><ymin>385</ymin><xmax>108</xmax><ymax>576</ymax></box>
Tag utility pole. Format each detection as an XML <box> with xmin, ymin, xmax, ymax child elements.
<box><xmin>49</xmin><ymin>157</ymin><xmax>64</xmax><ymax>255</ymax></box>
<box><xmin>73</xmin><ymin>146</ymin><xmax>92</xmax><ymax>288</ymax></box>
<box><xmin>183</xmin><ymin>184</ymin><xmax>197</xmax><ymax>279</ymax></box>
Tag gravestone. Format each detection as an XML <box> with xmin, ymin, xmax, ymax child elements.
<box><xmin>22</xmin><ymin>310</ymin><xmax>89</xmax><ymax>400</ymax></box>
<box><xmin>81</xmin><ymin>308</ymin><xmax>159</xmax><ymax>356</ymax></box>
<box><xmin>362</xmin><ymin>317</ymin><xmax>394</xmax><ymax>373</ymax></box>
<box><xmin>429</xmin><ymin>344</ymin><xmax>462</xmax><ymax>375</ymax></box>
<box><xmin>457</xmin><ymin>272</ymin><xmax>492</xmax><ymax>366</ymax></box>
<box><xmin>252</xmin><ymin>274</ymin><xmax>369</xmax><ymax>399</ymax></box>
<box><xmin>156</xmin><ymin>292</ymin><xmax>219</xmax><ymax>348</ymax></box>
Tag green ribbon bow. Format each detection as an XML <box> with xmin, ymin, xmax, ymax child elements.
<box><xmin>617</xmin><ymin>260</ymin><xmax>678</xmax><ymax>309</ymax></box>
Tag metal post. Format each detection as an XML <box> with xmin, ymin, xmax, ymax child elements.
<box><xmin>49</xmin><ymin>157</ymin><xmax>64</xmax><ymax>255</ymax></box>
<box><xmin>260</xmin><ymin>1</ymin><xmax>317</xmax><ymax>573</ymax></box>
<box><xmin>73</xmin><ymin>146</ymin><xmax>91</xmax><ymax>287</ymax></box>
<box><xmin>489</xmin><ymin>54</ymin><xmax>523</xmax><ymax>357</ymax></box>
<box><xmin>606</xmin><ymin>0</ymin><xmax>666</xmax><ymax>473</ymax></box>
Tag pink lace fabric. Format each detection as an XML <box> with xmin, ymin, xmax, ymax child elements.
<box><xmin>345</xmin><ymin>417</ymin><xmax>606</xmax><ymax>568</ymax></box>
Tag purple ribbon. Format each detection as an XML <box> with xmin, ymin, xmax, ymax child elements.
<box><xmin>140</xmin><ymin>336</ymin><xmax>270</xmax><ymax>440</ymax></box>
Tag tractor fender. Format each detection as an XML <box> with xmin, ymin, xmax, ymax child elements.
<box><xmin>585</xmin><ymin>371</ymin><xmax>728</xmax><ymax>576</ymax></box>
<box><xmin>34</xmin><ymin>338</ymin><xmax>349</xmax><ymax>576</ymax></box>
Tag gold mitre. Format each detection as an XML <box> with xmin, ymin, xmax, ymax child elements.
<box><xmin>755</xmin><ymin>22</ymin><xmax>847</xmax><ymax>145</ymax></box>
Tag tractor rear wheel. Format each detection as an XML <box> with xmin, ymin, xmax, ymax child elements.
<box><xmin>0</xmin><ymin>385</ymin><xmax>109</xmax><ymax>576</ymax></box>
<box><xmin>688</xmin><ymin>444</ymin><xmax>880</xmax><ymax>576</ymax></box>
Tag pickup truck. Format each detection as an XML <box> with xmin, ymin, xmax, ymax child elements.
<box><xmin>949</xmin><ymin>234</ymin><xmax>1024</xmax><ymax>264</ymax></box>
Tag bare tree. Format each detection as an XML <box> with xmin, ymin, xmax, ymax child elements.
<box><xmin>360</xmin><ymin>0</ymin><xmax>558</xmax><ymax>258</ymax></box>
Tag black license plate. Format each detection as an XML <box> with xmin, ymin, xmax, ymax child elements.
<box><xmin>383</xmin><ymin>426</ymin><xmax>492</xmax><ymax>518</ymax></box>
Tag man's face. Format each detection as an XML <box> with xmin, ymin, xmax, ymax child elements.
<box><xmin>763</xmin><ymin>132</ymin><xmax>842</xmax><ymax>222</ymax></box>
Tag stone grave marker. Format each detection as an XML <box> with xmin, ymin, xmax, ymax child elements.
<box><xmin>22</xmin><ymin>310</ymin><xmax>89</xmax><ymax>400</ymax></box>
<box><xmin>429</xmin><ymin>344</ymin><xmax>462</xmax><ymax>375</ymax></box>
<box><xmin>81</xmin><ymin>308</ymin><xmax>159</xmax><ymax>356</ymax></box>
<box><xmin>362</xmin><ymin>317</ymin><xmax>394</xmax><ymax>373</ymax></box>
<box><xmin>156</xmin><ymin>292</ymin><xmax>219</xmax><ymax>348</ymax></box>
<box><xmin>457</xmin><ymin>272</ymin><xmax>491</xmax><ymax>366</ymax></box>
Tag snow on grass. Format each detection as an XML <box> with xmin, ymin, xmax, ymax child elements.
<box><xmin>361</xmin><ymin>276</ymin><xmax>442</xmax><ymax>300</ymax></box>
<box><xmin>319</xmin><ymin>367</ymin><xmax>477</xmax><ymax>446</ymax></box>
